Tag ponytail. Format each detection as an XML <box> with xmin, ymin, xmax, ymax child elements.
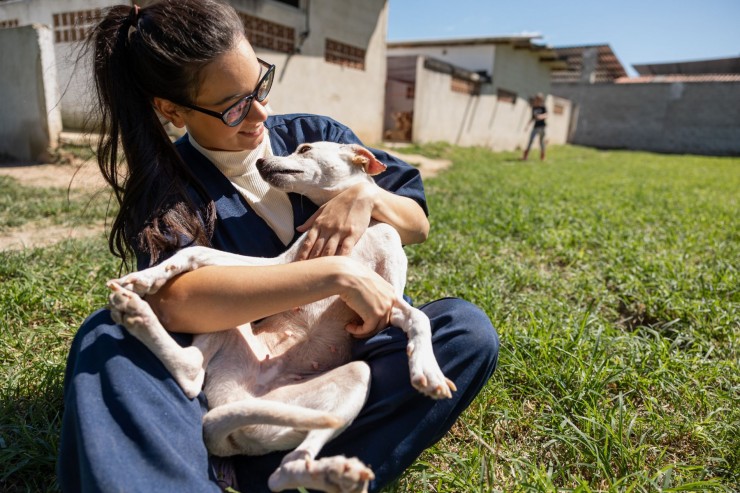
<box><xmin>86</xmin><ymin>0</ymin><xmax>243</xmax><ymax>269</ymax></box>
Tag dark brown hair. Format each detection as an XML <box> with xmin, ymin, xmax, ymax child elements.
<box><xmin>87</xmin><ymin>0</ymin><xmax>245</xmax><ymax>268</ymax></box>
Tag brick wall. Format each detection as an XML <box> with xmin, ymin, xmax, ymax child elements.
<box><xmin>553</xmin><ymin>81</ymin><xmax>740</xmax><ymax>156</ymax></box>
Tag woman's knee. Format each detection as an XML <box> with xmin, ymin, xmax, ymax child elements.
<box><xmin>422</xmin><ymin>297</ymin><xmax>499</xmax><ymax>369</ymax></box>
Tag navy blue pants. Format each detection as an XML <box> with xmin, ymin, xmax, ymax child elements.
<box><xmin>57</xmin><ymin>298</ymin><xmax>499</xmax><ymax>492</ymax></box>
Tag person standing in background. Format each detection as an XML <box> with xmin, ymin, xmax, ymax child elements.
<box><xmin>522</xmin><ymin>93</ymin><xmax>547</xmax><ymax>161</ymax></box>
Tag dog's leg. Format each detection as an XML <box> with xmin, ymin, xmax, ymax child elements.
<box><xmin>390</xmin><ymin>301</ymin><xmax>456</xmax><ymax>400</ymax></box>
<box><xmin>108</xmin><ymin>282</ymin><xmax>205</xmax><ymax>399</ymax></box>
<box><xmin>266</xmin><ymin>362</ymin><xmax>374</xmax><ymax>493</ymax></box>
<box><xmin>203</xmin><ymin>398</ymin><xmax>344</xmax><ymax>456</ymax></box>
<box><xmin>111</xmin><ymin>245</ymin><xmax>283</xmax><ymax>297</ymax></box>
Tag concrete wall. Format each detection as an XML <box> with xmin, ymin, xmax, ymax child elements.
<box><xmin>0</xmin><ymin>24</ymin><xmax>62</xmax><ymax>162</ymax></box>
<box><xmin>387</xmin><ymin>43</ymin><xmax>496</xmax><ymax>75</ymax></box>
<box><xmin>411</xmin><ymin>56</ymin><xmax>571</xmax><ymax>151</ymax></box>
<box><xmin>1</xmin><ymin>0</ymin><xmax>389</xmax><ymax>143</ymax></box>
<box><xmin>245</xmin><ymin>0</ymin><xmax>388</xmax><ymax>143</ymax></box>
<box><xmin>490</xmin><ymin>44</ymin><xmax>552</xmax><ymax>98</ymax></box>
<box><xmin>0</xmin><ymin>0</ymin><xmax>118</xmax><ymax>130</ymax></box>
<box><xmin>553</xmin><ymin>81</ymin><xmax>740</xmax><ymax>156</ymax></box>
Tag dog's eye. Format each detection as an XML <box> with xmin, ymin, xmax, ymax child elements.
<box><xmin>297</xmin><ymin>145</ymin><xmax>312</xmax><ymax>154</ymax></box>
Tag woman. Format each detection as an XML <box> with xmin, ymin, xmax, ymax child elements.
<box><xmin>522</xmin><ymin>93</ymin><xmax>547</xmax><ymax>161</ymax></box>
<box><xmin>57</xmin><ymin>1</ymin><xmax>499</xmax><ymax>491</ymax></box>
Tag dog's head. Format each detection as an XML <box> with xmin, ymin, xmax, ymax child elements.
<box><xmin>256</xmin><ymin>142</ymin><xmax>387</xmax><ymax>204</ymax></box>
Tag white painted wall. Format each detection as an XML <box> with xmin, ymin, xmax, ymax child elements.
<box><xmin>411</xmin><ymin>57</ymin><xmax>571</xmax><ymax>151</ymax></box>
<box><xmin>0</xmin><ymin>0</ymin><xmax>119</xmax><ymax>129</ymax></box>
<box><xmin>1</xmin><ymin>0</ymin><xmax>389</xmax><ymax>142</ymax></box>
<box><xmin>0</xmin><ymin>23</ymin><xmax>62</xmax><ymax>162</ymax></box>
<box><xmin>489</xmin><ymin>44</ymin><xmax>552</xmax><ymax>97</ymax></box>
<box><xmin>388</xmin><ymin>44</ymin><xmax>495</xmax><ymax>75</ymax></box>
<box><xmin>257</xmin><ymin>0</ymin><xmax>388</xmax><ymax>143</ymax></box>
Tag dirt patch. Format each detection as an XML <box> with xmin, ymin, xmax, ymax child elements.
<box><xmin>0</xmin><ymin>221</ymin><xmax>108</xmax><ymax>251</ymax></box>
<box><xmin>0</xmin><ymin>154</ymin><xmax>109</xmax><ymax>251</ymax></box>
<box><xmin>382</xmin><ymin>149</ymin><xmax>451</xmax><ymax>179</ymax></box>
<box><xmin>0</xmin><ymin>159</ymin><xmax>105</xmax><ymax>191</ymax></box>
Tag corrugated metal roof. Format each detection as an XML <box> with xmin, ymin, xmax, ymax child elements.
<box><xmin>551</xmin><ymin>44</ymin><xmax>627</xmax><ymax>83</ymax></box>
<box><xmin>633</xmin><ymin>56</ymin><xmax>740</xmax><ymax>76</ymax></box>
<box><xmin>387</xmin><ymin>35</ymin><xmax>568</xmax><ymax>69</ymax></box>
<box><xmin>616</xmin><ymin>74</ymin><xmax>740</xmax><ymax>84</ymax></box>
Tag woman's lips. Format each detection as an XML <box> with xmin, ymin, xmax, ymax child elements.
<box><xmin>240</xmin><ymin>124</ymin><xmax>264</xmax><ymax>137</ymax></box>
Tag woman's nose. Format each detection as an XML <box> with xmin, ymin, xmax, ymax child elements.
<box><xmin>247</xmin><ymin>98</ymin><xmax>270</xmax><ymax>123</ymax></box>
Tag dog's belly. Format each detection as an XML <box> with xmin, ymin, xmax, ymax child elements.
<box><xmin>203</xmin><ymin>304</ymin><xmax>355</xmax><ymax>409</ymax></box>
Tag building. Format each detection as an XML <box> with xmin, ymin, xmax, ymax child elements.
<box><xmin>0</xmin><ymin>0</ymin><xmax>389</xmax><ymax>145</ymax></box>
<box><xmin>385</xmin><ymin>36</ymin><xmax>573</xmax><ymax>151</ymax></box>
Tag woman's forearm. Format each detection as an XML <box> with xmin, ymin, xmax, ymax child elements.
<box><xmin>146</xmin><ymin>256</ymin><xmax>354</xmax><ymax>333</ymax></box>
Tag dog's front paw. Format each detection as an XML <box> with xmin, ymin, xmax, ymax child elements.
<box><xmin>109</xmin><ymin>270</ymin><xmax>168</xmax><ymax>296</ymax></box>
<box><xmin>269</xmin><ymin>455</ymin><xmax>373</xmax><ymax>493</ymax></box>
<box><xmin>407</xmin><ymin>341</ymin><xmax>456</xmax><ymax>399</ymax></box>
<box><xmin>109</xmin><ymin>256</ymin><xmax>193</xmax><ymax>296</ymax></box>
<box><xmin>108</xmin><ymin>282</ymin><xmax>159</xmax><ymax>333</ymax></box>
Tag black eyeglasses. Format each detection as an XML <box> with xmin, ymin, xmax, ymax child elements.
<box><xmin>179</xmin><ymin>58</ymin><xmax>275</xmax><ymax>127</ymax></box>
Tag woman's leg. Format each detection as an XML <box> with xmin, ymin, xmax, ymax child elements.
<box><xmin>523</xmin><ymin>128</ymin><xmax>537</xmax><ymax>159</ymax></box>
<box><xmin>234</xmin><ymin>297</ymin><xmax>499</xmax><ymax>492</ymax></box>
<box><xmin>538</xmin><ymin>128</ymin><xmax>546</xmax><ymax>159</ymax></box>
<box><xmin>57</xmin><ymin>308</ymin><xmax>222</xmax><ymax>493</ymax></box>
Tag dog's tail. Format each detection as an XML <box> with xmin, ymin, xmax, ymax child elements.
<box><xmin>203</xmin><ymin>399</ymin><xmax>342</xmax><ymax>454</ymax></box>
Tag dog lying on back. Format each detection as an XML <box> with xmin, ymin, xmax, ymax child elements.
<box><xmin>107</xmin><ymin>142</ymin><xmax>455</xmax><ymax>493</ymax></box>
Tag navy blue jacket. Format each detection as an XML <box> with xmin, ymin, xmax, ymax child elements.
<box><xmin>136</xmin><ymin>113</ymin><xmax>427</xmax><ymax>270</ymax></box>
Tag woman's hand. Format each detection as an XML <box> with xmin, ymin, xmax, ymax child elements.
<box><xmin>296</xmin><ymin>182</ymin><xmax>377</xmax><ymax>259</ymax></box>
<box><xmin>334</xmin><ymin>258</ymin><xmax>397</xmax><ymax>338</ymax></box>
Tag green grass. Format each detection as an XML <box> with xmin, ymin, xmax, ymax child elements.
<box><xmin>0</xmin><ymin>176</ymin><xmax>110</xmax><ymax>231</ymax></box>
<box><xmin>1</xmin><ymin>145</ymin><xmax>738</xmax><ymax>491</ymax></box>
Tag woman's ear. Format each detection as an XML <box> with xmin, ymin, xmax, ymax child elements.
<box><xmin>153</xmin><ymin>97</ymin><xmax>186</xmax><ymax>128</ymax></box>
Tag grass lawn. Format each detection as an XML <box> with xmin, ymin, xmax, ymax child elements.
<box><xmin>1</xmin><ymin>145</ymin><xmax>738</xmax><ymax>492</ymax></box>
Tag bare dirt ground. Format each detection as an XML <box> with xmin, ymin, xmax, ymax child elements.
<box><xmin>0</xmin><ymin>146</ymin><xmax>450</xmax><ymax>251</ymax></box>
<box><xmin>0</xmin><ymin>156</ymin><xmax>108</xmax><ymax>251</ymax></box>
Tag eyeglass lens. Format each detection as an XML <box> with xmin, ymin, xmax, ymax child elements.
<box><xmin>223</xmin><ymin>66</ymin><xmax>275</xmax><ymax>126</ymax></box>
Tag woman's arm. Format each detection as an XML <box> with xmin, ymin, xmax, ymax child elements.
<box><xmin>146</xmin><ymin>255</ymin><xmax>397</xmax><ymax>335</ymax></box>
<box><xmin>295</xmin><ymin>181</ymin><xmax>430</xmax><ymax>259</ymax></box>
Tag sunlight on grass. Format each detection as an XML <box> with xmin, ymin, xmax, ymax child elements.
<box><xmin>388</xmin><ymin>144</ymin><xmax>738</xmax><ymax>492</ymax></box>
<box><xmin>1</xmin><ymin>145</ymin><xmax>737</xmax><ymax>491</ymax></box>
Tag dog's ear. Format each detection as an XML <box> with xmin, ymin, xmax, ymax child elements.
<box><xmin>350</xmin><ymin>145</ymin><xmax>387</xmax><ymax>176</ymax></box>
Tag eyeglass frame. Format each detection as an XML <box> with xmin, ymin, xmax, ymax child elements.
<box><xmin>177</xmin><ymin>58</ymin><xmax>275</xmax><ymax>127</ymax></box>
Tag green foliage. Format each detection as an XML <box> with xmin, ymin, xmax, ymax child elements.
<box><xmin>1</xmin><ymin>145</ymin><xmax>738</xmax><ymax>491</ymax></box>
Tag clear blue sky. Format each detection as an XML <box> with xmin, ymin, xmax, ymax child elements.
<box><xmin>387</xmin><ymin>0</ymin><xmax>740</xmax><ymax>76</ymax></box>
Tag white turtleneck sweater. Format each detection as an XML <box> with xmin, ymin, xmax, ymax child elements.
<box><xmin>188</xmin><ymin>133</ymin><xmax>295</xmax><ymax>245</ymax></box>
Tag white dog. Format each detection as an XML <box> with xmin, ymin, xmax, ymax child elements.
<box><xmin>107</xmin><ymin>142</ymin><xmax>455</xmax><ymax>493</ymax></box>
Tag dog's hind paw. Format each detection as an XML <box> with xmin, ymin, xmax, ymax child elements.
<box><xmin>408</xmin><ymin>345</ymin><xmax>456</xmax><ymax>400</ymax></box>
<box><xmin>268</xmin><ymin>455</ymin><xmax>373</xmax><ymax>493</ymax></box>
<box><xmin>107</xmin><ymin>282</ymin><xmax>158</xmax><ymax>332</ymax></box>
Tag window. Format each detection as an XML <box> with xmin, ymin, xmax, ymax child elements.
<box><xmin>0</xmin><ymin>19</ymin><xmax>19</xmax><ymax>29</ymax></box>
<box><xmin>238</xmin><ymin>12</ymin><xmax>295</xmax><ymax>54</ymax></box>
<box><xmin>497</xmin><ymin>88</ymin><xmax>517</xmax><ymax>104</ymax></box>
<box><xmin>451</xmin><ymin>76</ymin><xmax>478</xmax><ymax>95</ymax></box>
<box><xmin>325</xmin><ymin>38</ymin><xmax>365</xmax><ymax>70</ymax></box>
<box><xmin>52</xmin><ymin>9</ymin><xmax>100</xmax><ymax>43</ymax></box>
